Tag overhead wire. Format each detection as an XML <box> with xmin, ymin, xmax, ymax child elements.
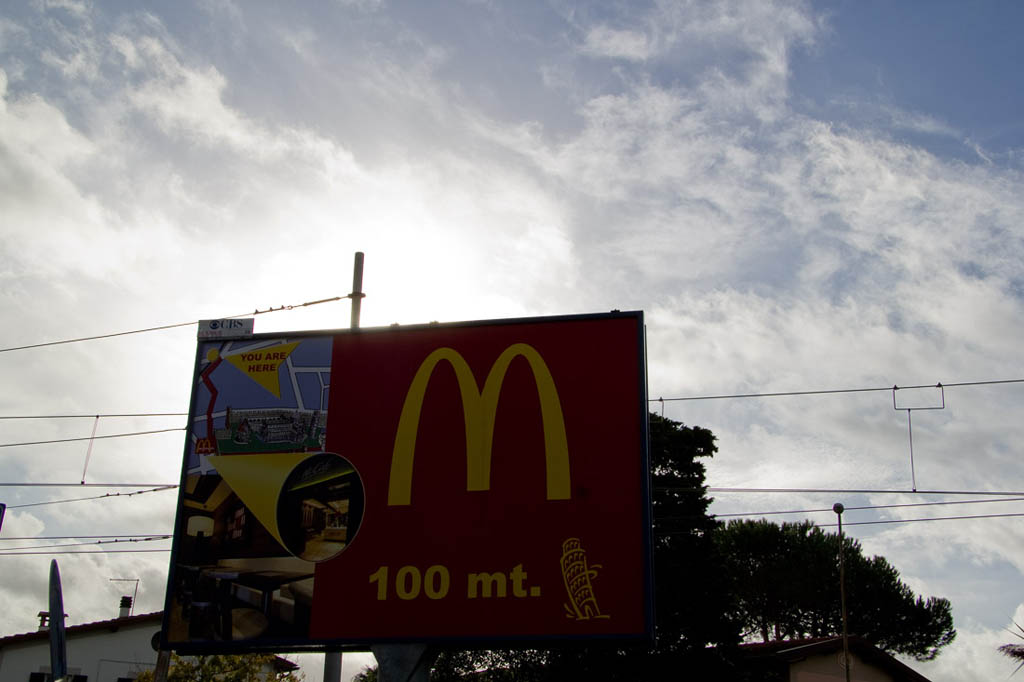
<box><xmin>706</xmin><ymin>487</ymin><xmax>1024</xmax><ymax>496</ymax></box>
<box><xmin>0</xmin><ymin>294</ymin><xmax>345</xmax><ymax>354</ymax></box>
<box><xmin>654</xmin><ymin>486</ymin><xmax>1024</xmax><ymax>496</ymax></box>
<box><xmin>0</xmin><ymin>536</ymin><xmax>171</xmax><ymax>552</ymax></box>
<box><xmin>656</xmin><ymin>511</ymin><xmax>1024</xmax><ymax>535</ymax></box>
<box><xmin>0</xmin><ymin>534</ymin><xmax>170</xmax><ymax>540</ymax></box>
<box><xmin>0</xmin><ymin>549</ymin><xmax>170</xmax><ymax>555</ymax></box>
<box><xmin>818</xmin><ymin>512</ymin><xmax>1024</xmax><ymax>528</ymax></box>
<box><xmin>4</xmin><ymin>308</ymin><xmax>1024</xmax><ymax>544</ymax></box>
<box><xmin>5</xmin><ymin>486</ymin><xmax>177</xmax><ymax>509</ymax></box>
<box><xmin>0</xmin><ymin>482</ymin><xmax>178</xmax><ymax>487</ymax></box>
<box><xmin>0</xmin><ymin>413</ymin><xmax>187</xmax><ymax>420</ymax></box>
<box><xmin>3</xmin><ymin>376</ymin><xmax>1020</xmax><ymax>421</ymax></box>
<box><xmin>8</xmin><ymin>508</ymin><xmax>1022</xmax><ymax>551</ymax></box>
<box><xmin>649</xmin><ymin>377</ymin><xmax>1024</xmax><ymax>402</ymax></box>
<box><xmin>0</xmin><ymin>427</ymin><xmax>185</xmax><ymax>448</ymax></box>
<box><xmin>712</xmin><ymin>496</ymin><xmax>1024</xmax><ymax>518</ymax></box>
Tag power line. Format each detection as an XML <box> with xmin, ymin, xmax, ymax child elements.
<box><xmin>6</xmin><ymin>486</ymin><xmax>177</xmax><ymax>509</ymax></box>
<box><xmin>0</xmin><ymin>413</ymin><xmax>187</xmax><ymax>420</ymax></box>
<box><xmin>0</xmin><ymin>295</ymin><xmax>345</xmax><ymax>354</ymax></box>
<box><xmin>708</xmin><ymin>493</ymin><xmax>1024</xmax><ymax>516</ymax></box>
<box><xmin>650</xmin><ymin>378</ymin><xmax>1024</xmax><ymax>403</ymax></box>
<box><xmin>0</xmin><ymin>534</ymin><xmax>170</xmax><ymax>540</ymax></box>
<box><xmin>0</xmin><ymin>549</ymin><xmax>170</xmax><ymax>555</ymax></box>
<box><xmin>14</xmin><ymin>510</ymin><xmax>1024</xmax><ymax>550</ymax></box>
<box><xmin>713</xmin><ymin>496</ymin><xmax>1024</xmax><ymax>518</ymax></box>
<box><xmin>0</xmin><ymin>482</ymin><xmax>178</xmax><ymax>488</ymax></box>
<box><xmin>0</xmin><ymin>532</ymin><xmax>171</xmax><ymax>548</ymax></box>
<box><xmin>710</xmin><ymin>497</ymin><xmax>1024</xmax><ymax>519</ymax></box>
<box><xmin>0</xmin><ymin>427</ymin><xmax>185</xmax><ymax>448</ymax></box>
<box><xmin>4</xmin><ymin>378</ymin><xmax>1019</xmax><ymax>421</ymax></box>
<box><xmin>819</xmin><ymin>511</ymin><xmax>1024</xmax><ymax>528</ymax></box>
<box><xmin>704</xmin><ymin>487</ymin><xmax>1024</xmax><ymax>496</ymax></box>
<box><xmin>656</xmin><ymin>511</ymin><xmax>1024</xmax><ymax>535</ymax></box>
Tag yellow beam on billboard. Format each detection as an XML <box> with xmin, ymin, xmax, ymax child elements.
<box><xmin>208</xmin><ymin>452</ymin><xmax>312</xmax><ymax>547</ymax></box>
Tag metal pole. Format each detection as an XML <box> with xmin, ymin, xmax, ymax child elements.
<box><xmin>834</xmin><ymin>503</ymin><xmax>851</xmax><ymax>682</ymax></box>
<box><xmin>907</xmin><ymin>410</ymin><xmax>917</xmax><ymax>492</ymax></box>
<box><xmin>323</xmin><ymin>251</ymin><xmax>365</xmax><ymax>682</ymax></box>
<box><xmin>351</xmin><ymin>252</ymin><xmax>365</xmax><ymax>329</ymax></box>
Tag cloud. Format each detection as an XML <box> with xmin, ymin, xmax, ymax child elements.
<box><xmin>905</xmin><ymin>610</ymin><xmax>1024</xmax><ymax>682</ymax></box>
<box><xmin>115</xmin><ymin>35</ymin><xmax>266</xmax><ymax>152</ymax></box>
<box><xmin>34</xmin><ymin>0</ymin><xmax>91</xmax><ymax>18</ymax></box>
<box><xmin>580</xmin><ymin>26</ymin><xmax>654</xmax><ymax>61</ymax></box>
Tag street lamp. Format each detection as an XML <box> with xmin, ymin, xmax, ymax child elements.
<box><xmin>834</xmin><ymin>503</ymin><xmax>851</xmax><ymax>682</ymax></box>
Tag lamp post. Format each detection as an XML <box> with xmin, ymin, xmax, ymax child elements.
<box><xmin>834</xmin><ymin>503</ymin><xmax>851</xmax><ymax>682</ymax></box>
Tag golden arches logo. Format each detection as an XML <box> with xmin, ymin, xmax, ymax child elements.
<box><xmin>388</xmin><ymin>343</ymin><xmax>571</xmax><ymax>506</ymax></box>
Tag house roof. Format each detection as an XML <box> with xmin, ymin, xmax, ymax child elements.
<box><xmin>739</xmin><ymin>636</ymin><xmax>934</xmax><ymax>682</ymax></box>
<box><xmin>0</xmin><ymin>611</ymin><xmax>162</xmax><ymax>647</ymax></box>
<box><xmin>0</xmin><ymin>612</ymin><xmax>298</xmax><ymax>673</ymax></box>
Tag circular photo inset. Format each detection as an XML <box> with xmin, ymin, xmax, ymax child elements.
<box><xmin>276</xmin><ymin>452</ymin><xmax>365</xmax><ymax>562</ymax></box>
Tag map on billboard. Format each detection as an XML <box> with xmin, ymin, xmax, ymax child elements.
<box><xmin>163</xmin><ymin>312</ymin><xmax>650</xmax><ymax>652</ymax></box>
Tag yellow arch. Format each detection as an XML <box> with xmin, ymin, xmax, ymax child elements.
<box><xmin>387</xmin><ymin>343</ymin><xmax>571</xmax><ymax>505</ymax></box>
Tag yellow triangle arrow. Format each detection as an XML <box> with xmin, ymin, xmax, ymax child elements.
<box><xmin>208</xmin><ymin>452</ymin><xmax>313</xmax><ymax>547</ymax></box>
<box><xmin>223</xmin><ymin>342</ymin><xmax>301</xmax><ymax>398</ymax></box>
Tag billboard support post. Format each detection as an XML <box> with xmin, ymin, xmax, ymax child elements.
<box><xmin>324</xmin><ymin>251</ymin><xmax>367</xmax><ymax>682</ymax></box>
<box><xmin>345</xmin><ymin>252</ymin><xmax>435</xmax><ymax>682</ymax></box>
<box><xmin>373</xmin><ymin>643</ymin><xmax>435</xmax><ymax>682</ymax></box>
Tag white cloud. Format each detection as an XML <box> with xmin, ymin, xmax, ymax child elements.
<box><xmin>120</xmin><ymin>36</ymin><xmax>266</xmax><ymax>152</ymax></box>
<box><xmin>580</xmin><ymin>25</ymin><xmax>653</xmax><ymax>61</ymax></box>
<box><xmin>34</xmin><ymin>0</ymin><xmax>92</xmax><ymax>17</ymax></box>
<box><xmin>906</xmin><ymin>611</ymin><xmax>1024</xmax><ymax>682</ymax></box>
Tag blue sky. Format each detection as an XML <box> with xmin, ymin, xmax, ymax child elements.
<box><xmin>2</xmin><ymin>1</ymin><xmax>1024</xmax><ymax>680</ymax></box>
<box><xmin>791</xmin><ymin>1</ymin><xmax>1024</xmax><ymax>160</ymax></box>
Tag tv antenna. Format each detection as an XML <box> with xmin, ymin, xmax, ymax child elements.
<box><xmin>109</xmin><ymin>577</ymin><xmax>140</xmax><ymax>615</ymax></box>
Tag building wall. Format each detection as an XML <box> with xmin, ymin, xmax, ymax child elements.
<box><xmin>790</xmin><ymin>651</ymin><xmax>894</xmax><ymax>682</ymax></box>
<box><xmin>0</xmin><ymin>620</ymin><xmax>161</xmax><ymax>682</ymax></box>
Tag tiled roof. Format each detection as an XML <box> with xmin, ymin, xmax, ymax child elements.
<box><xmin>0</xmin><ymin>612</ymin><xmax>298</xmax><ymax>672</ymax></box>
<box><xmin>0</xmin><ymin>612</ymin><xmax>162</xmax><ymax>647</ymax></box>
<box><xmin>739</xmin><ymin>635</ymin><xmax>934</xmax><ymax>682</ymax></box>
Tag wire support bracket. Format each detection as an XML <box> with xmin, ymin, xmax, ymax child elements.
<box><xmin>892</xmin><ymin>383</ymin><xmax>946</xmax><ymax>492</ymax></box>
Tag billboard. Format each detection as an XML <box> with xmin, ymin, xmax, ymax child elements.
<box><xmin>162</xmin><ymin>312</ymin><xmax>650</xmax><ymax>651</ymax></box>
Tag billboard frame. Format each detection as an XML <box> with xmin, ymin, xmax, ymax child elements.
<box><xmin>161</xmin><ymin>310</ymin><xmax>652</xmax><ymax>653</ymax></box>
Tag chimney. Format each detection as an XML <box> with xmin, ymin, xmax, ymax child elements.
<box><xmin>119</xmin><ymin>596</ymin><xmax>132</xmax><ymax>618</ymax></box>
<box><xmin>37</xmin><ymin>611</ymin><xmax>49</xmax><ymax>631</ymax></box>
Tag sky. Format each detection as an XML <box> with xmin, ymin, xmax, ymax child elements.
<box><xmin>2</xmin><ymin>0</ymin><xmax>1024</xmax><ymax>679</ymax></box>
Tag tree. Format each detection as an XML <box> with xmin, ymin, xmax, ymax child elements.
<box><xmin>716</xmin><ymin>519</ymin><xmax>956</xmax><ymax>661</ymax></box>
<box><xmin>134</xmin><ymin>654</ymin><xmax>302</xmax><ymax>682</ymax></box>
<box><xmin>426</xmin><ymin>413</ymin><xmax>743</xmax><ymax>681</ymax></box>
<box><xmin>352</xmin><ymin>664</ymin><xmax>379</xmax><ymax>682</ymax></box>
<box><xmin>999</xmin><ymin>622</ymin><xmax>1024</xmax><ymax>675</ymax></box>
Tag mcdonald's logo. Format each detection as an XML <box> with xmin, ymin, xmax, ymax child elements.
<box><xmin>388</xmin><ymin>343</ymin><xmax>571</xmax><ymax>506</ymax></box>
<box><xmin>195</xmin><ymin>438</ymin><xmax>216</xmax><ymax>455</ymax></box>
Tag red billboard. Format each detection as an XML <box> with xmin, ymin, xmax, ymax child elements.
<box><xmin>162</xmin><ymin>312</ymin><xmax>651</xmax><ymax>651</ymax></box>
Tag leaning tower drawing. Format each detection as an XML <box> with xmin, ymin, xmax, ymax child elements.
<box><xmin>561</xmin><ymin>537</ymin><xmax>609</xmax><ymax>620</ymax></box>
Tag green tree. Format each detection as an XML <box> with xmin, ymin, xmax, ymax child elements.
<box><xmin>352</xmin><ymin>664</ymin><xmax>379</xmax><ymax>682</ymax></box>
<box><xmin>134</xmin><ymin>654</ymin><xmax>301</xmax><ymax>682</ymax></box>
<box><xmin>716</xmin><ymin>519</ymin><xmax>956</xmax><ymax>661</ymax></box>
<box><xmin>426</xmin><ymin>413</ymin><xmax>743</xmax><ymax>681</ymax></box>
